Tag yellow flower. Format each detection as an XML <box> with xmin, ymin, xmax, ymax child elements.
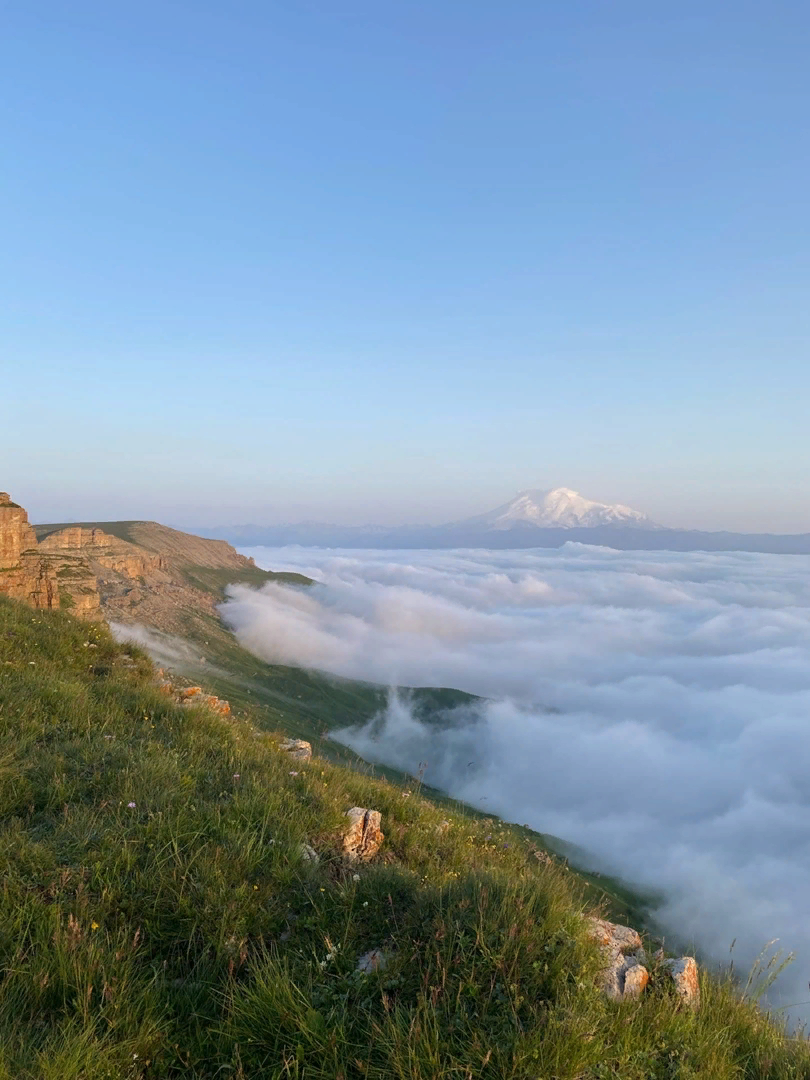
<box><xmin>91</xmin><ymin>922</ymin><xmax>99</xmax><ymax>930</ymax></box>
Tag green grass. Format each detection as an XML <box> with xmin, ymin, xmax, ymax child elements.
<box><xmin>181</xmin><ymin>564</ymin><xmax>313</xmax><ymax>600</ymax></box>
<box><xmin>34</xmin><ymin>521</ymin><xmax>145</xmax><ymax>544</ymax></box>
<box><xmin>1</xmin><ymin>596</ymin><xmax>809</xmax><ymax>1078</ymax></box>
<box><xmin>141</xmin><ymin>610</ymin><xmax>656</xmax><ymax>925</ymax></box>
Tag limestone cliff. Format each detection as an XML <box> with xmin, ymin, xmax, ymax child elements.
<box><xmin>0</xmin><ymin>493</ymin><xmax>38</xmax><ymax>567</ymax></box>
<box><xmin>2</xmin><ymin>492</ymin><xmax>294</xmax><ymax>634</ymax></box>
<box><xmin>0</xmin><ymin>493</ymin><xmax>102</xmax><ymax>618</ymax></box>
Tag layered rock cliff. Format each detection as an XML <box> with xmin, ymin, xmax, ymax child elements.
<box><xmin>0</xmin><ymin>493</ymin><xmax>101</xmax><ymax>617</ymax></box>
<box><xmin>2</xmin><ymin>491</ymin><xmax>297</xmax><ymax>633</ymax></box>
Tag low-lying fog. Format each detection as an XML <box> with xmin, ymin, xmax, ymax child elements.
<box><xmin>223</xmin><ymin>544</ymin><xmax>810</xmax><ymax>1016</ymax></box>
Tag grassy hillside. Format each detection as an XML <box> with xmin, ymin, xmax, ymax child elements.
<box><xmin>34</xmin><ymin>521</ymin><xmax>145</xmax><ymax>544</ymax></box>
<box><xmin>1</xmin><ymin>597</ymin><xmax>808</xmax><ymax>1079</ymax></box>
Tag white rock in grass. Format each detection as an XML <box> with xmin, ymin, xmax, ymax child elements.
<box><xmin>665</xmin><ymin>956</ymin><xmax>700</xmax><ymax>1007</ymax></box>
<box><xmin>342</xmin><ymin>808</ymin><xmax>384</xmax><ymax>862</ymax></box>
<box><xmin>585</xmin><ymin>917</ymin><xmax>642</xmax><ymax>954</ymax></box>
<box><xmin>356</xmin><ymin>948</ymin><xmax>387</xmax><ymax>974</ymax></box>
<box><xmin>280</xmin><ymin>738</ymin><xmax>312</xmax><ymax>762</ymax></box>
<box><xmin>299</xmin><ymin>843</ymin><xmax>319</xmax><ymax>864</ymax></box>
<box><xmin>585</xmin><ymin>916</ymin><xmax>649</xmax><ymax>1001</ymax></box>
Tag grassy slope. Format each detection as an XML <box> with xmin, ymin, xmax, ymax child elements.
<box><xmin>180</xmin><ymin>565</ymin><xmax>312</xmax><ymax>598</ymax></box>
<box><xmin>34</xmin><ymin>522</ymin><xmax>145</xmax><ymax>544</ymax></box>
<box><xmin>1</xmin><ymin>597</ymin><xmax>808</xmax><ymax>1079</ymax></box>
<box><xmin>147</xmin><ymin>595</ymin><xmax>654</xmax><ymax>929</ymax></box>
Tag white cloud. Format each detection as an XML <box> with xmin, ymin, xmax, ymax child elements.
<box><xmin>222</xmin><ymin>544</ymin><xmax>810</xmax><ymax>1016</ymax></box>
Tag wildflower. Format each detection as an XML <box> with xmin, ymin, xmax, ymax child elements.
<box><xmin>91</xmin><ymin>921</ymin><xmax>100</xmax><ymax>930</ymax></box>
<box><xmin>352</xmin><ymin>874</ymin><xmax>360</xmax><ymax>882</ymax></box>
<box><xmin>363</xmin><ymin>901</ymin><xmax>369</xmax><ymax>907</ymax></box>
<box><xmin>127</xmin><ymin>802</ymin><xmax>136</xmax><ymax>809</ymax></box>
<box><xmin>253</xmin><ymin>885</ymin><xmax>259</xmax><ymax>891</ymax></box>
<box><xmin>289</xmin><ymin>770</ymin><xmax>299</xmax><ymax>776</ymax></box>
<box><xmin>232</xmin><ymin>773</ymin><xmax>240</xmax><ymax>781</ymax></box>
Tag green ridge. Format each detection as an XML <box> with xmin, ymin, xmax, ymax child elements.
<box><xmin>33</xmin><ymin>521</ymin><xmax>146</xmax><ymax>544</ymax></box>
<box><xmin>0</xmin><ymin>596</ymin><xmax>807</xmax><ymax>1078</ymax></box>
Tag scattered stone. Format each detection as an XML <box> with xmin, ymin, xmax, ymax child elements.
<box><xmin>280</xmin><ymin>738</ymin><xmax>312</xmax><ymax>762</ymax></box>
<box><xmin>342</xmin><ymin>808</ymin><xmax>384</xmax><ymax>862</ymax></box>
<box><xmin>155</xmin><ymin>680</ymin><xmax>231</xmax><ymax>716</ymax></box>
<box><xmin>665</xmin><ymin>956</ymin><xmax>700</xmax><ymax>1007</ymax></box>
<box><xmin>356</xmin><ymin>948</ymin><xmax>387</xmax><ymax>974</ymax></box>
<box><xmin>299</xmin><ymin>843</ymin><xmax>319</xmax><ymax>864</ymax></box>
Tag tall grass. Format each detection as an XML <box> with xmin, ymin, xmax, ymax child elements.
<box><xmin>1</xmin><ymin>595</ymin><xmax>808</xmax><ymax>1078</ymax></box>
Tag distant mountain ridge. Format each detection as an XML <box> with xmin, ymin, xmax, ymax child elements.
<box><xmin>192</xmin><ymin>487</ymin><xmax>810</xmax><ymax>555</ymax></box>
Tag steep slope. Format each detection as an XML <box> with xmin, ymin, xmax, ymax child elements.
<box><xmin>1</xmin><ymin>595</ymin><xmax>806</xmax><ymax>1079</ymax></box>
<box><xmin>31</xmin><ymin>513</ymin><xmax>310</xmax><ymax>636</ymax></box>
<box><xmin>0</xmin><ymin>493</ymin><xmax>102</xmax><ymax>618</ymax></box>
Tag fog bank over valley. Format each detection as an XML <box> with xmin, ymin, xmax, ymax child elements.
<box><xmin>222</xmin><ymin>544</ymin><xmax>810</xmax><ymax>1015</ymax></box>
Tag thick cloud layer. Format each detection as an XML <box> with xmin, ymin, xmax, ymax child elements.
<box><xmin>223</xmin><ymin>544</ymin><xmax>810</xmax><ymax>1014</ymax></box>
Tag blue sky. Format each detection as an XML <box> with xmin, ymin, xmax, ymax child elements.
<box><xmin>2</xmin><ymin>1</ymin><xmax>808</xmax><ymax>531</ymax></box>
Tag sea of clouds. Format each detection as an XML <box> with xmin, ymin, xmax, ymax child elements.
<box><xmin>222</xmin><ymin>543</ymin><xmax>810</xmax><ymax>1015</ymax></box>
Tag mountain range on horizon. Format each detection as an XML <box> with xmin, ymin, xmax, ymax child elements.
<box><xmin>191</xmin><ymin>487</ymin><xmax>810</xmax><ymax>555</ymax></box>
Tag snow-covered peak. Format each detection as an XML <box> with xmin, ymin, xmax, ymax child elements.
<box><xmin>479</xmin><ymin>488</ymin><xmax>656</xmax><ymax>530</ymax></box>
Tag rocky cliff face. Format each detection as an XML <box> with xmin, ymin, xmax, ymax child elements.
<box><xmin>38</xmin><ymin>527</ymin><xmax>167</xmax><ymax>580</ymax></box>
<box><xmin>0</xmin><ymin>493</ymin><xmax>101</xmax><ymax>618</ymax></box>
<box><xmin>0</xmin><ymin>493</ymin><xmax>38</xmax><ymax>568</ymax></box>
<box><xmin>2</xmin><ymin>493</ymin><xmax>273</xmax><ymax>634</ymax></box>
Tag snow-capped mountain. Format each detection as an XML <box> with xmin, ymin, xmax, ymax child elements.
<box><xmin>474</xmin><ymin>487</ymin><xmax>657</xmax><ymax>530</ymax></box>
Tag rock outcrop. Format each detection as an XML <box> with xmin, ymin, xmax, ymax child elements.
<box><xmin>585</xmin><ymin>915</ymin><xmax>700</xmax><ymax>1008</ymax></box>
<box><xmin>586</xmin><ymin>917</ymin><xmax>650</xmax><ymax>1002</ymax></box>
<box><xmin>342</xmin><ymin>808</ymin><xmax>384</xmax><ymax>862</ymax></box>
<box><xmin>157</xmin><ymin>676</ymin><xmax>231</xmax><ymax>716</ymax></box>
<box><xmin>0</xmin><ymin>494</ymin><xmax>101</xmax><ymax>618</ymax></box>
<box><xmin>1</xmin><ymin>489</ymin><xmax>275</xmax><ymax>631</ymax></box>
<box><xmin>0</xmin><ymin>493</ymin><xmax>38</xmax><ymax>567</ymax></box>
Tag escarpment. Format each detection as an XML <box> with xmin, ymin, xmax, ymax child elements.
<box><xmin>0</xmin><ymin>493</ymin><xmax>101</xmax><ymax>618</ymax></box>
<box><xmin>1</xmin><ymin>490</ymin><xmax>277</xmax><ymax>633</ymax></box>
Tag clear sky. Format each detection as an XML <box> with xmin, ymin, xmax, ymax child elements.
<box><xmin>2</xmin><ymin>1</ymin><xmax>808</xmax><ymax>532</ymax></box>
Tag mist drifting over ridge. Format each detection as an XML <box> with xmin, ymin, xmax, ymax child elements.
<box><xmin>221</xmin><ymin>543</ymin><xmax>810</xmax><ymax>1016</ymax></box>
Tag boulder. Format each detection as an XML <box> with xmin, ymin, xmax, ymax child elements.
<box><xmin>280</xmin><ymin>738</ymin><xmax>312</xmax><ymax>762</ymax></box>
<box><xmin>665</xmin><ymin>956</ymin><xmax>700</xmax><ymax>1007</ymax></box>
<box><xmin>586</xmin><ymin>917</ymin><xmax>642</xmax><ymax>954</ymax></box>
<box><xmin>585</xmin><ymin>916</ymin><xmax>648</xmax><ymax>1001</ymax></box>
<box><xmin>342</xmin><ymin>808</ymin><xmax>384</xmax><ymax>862</ymax></box>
